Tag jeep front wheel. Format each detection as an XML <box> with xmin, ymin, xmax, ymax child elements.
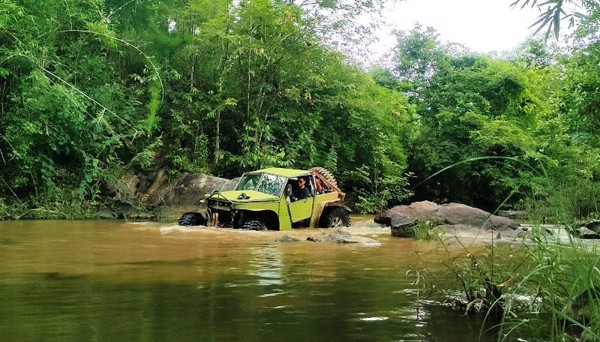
<box><xmin>178</xmin><ymin>212</ymin><xmax>207</xmax><ymax>226</ymax></box>
<box><xmin>242</xmin><ymin>218</ymin><xmax>267</xmax><ymax>231</ymax></box>
<box><xmin>319</xmin><ymin>207</ymin><xmax>350</xmax><ymax>228</ymax></box>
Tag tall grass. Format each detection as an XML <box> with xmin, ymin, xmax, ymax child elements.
<box><xmin>411</xmin><ymin>156</ymin><xmax>600</xmax><ymax>341</ymax></box>
<box><xmin>516</xmin><ymin>231</ymin><xmax>600</xmax><ymax>341</ymax></box>
<box><xmin>418</xmin><ymin>225</ymin><xmax>600</xmax><ymax>341</ymax></box>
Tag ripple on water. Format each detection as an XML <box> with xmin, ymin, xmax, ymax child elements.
<box><xmin>359</xmin><ymin>316</ymin><xmax>390</xmax><ymax>322</ymax></box>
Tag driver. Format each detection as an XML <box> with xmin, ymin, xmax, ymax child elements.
<box><xmin>293</xmin><ymin>177</ymin><xmax>311</xmax><ymax>200</ymax></box>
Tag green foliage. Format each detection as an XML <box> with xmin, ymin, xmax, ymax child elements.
<box><xmin>418</xmin><ymin>226</ymin><xmax>600</xmax><ymax>340</ymax></box>
<box><xmin>412</xmin><ymin>221</ymin><xmax>436</xmax><ymax>240</ymax></box>
<box><xmin>0</xmin><ymin>0</ymin><xmax>150</xmax><ymax>210</ymax></box>
<box><xmin>145</xmin><ymin>79</ymin><xmax>162</xmax><ymax>133</ymax></box>
<box><xmin>558</xmin><ymin>41</ymin><xmax>600</xmax><ymax>147</ymax></box>
<box><xmin>385</xmin><ymin>22</ymin><xmax>600</xmax><ymax>219</ymax></box>
<box><xmin>514</xmin><ymin>231</ymin><xmax>600</xmax><ymax>340</ymax></box>
<box><xmin>395</xmin><ymin>38</ymin><xmax>544</xmax><ymax>209</ymax></box>
<box><xmin>525</xmin><ymin>147</ymin><xmax>600</xmax><ymax>223</ymax></box>
<box><xmin>86</xmin><ymin>21</ymin><xmax>119</xmax><ymax>50</ymax></box>
<box><xmin>1</xmin><ymin>0</ymin><xmax>600</xmax><ymax>225</ymax></box>
<box><xmin>129</xmin><ymin>139</ymin><xmax>164</xmax><ymax>173</ymax></box>
<box><xmin>346</xmin><ymin>165</ymin><xmax>412</xmax><ymax>214</ymax></box>
<box><xmin>0</xmin><ymin>0</ymin><xmax>415</xmax><ymax>213</ymax></box>
<box><xmin>391</xmin><ymin>24</ymin><xmax>447</xmax><ymax>86</ymax></box>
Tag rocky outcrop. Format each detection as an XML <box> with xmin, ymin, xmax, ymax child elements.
<box><xmin>496</xmin><ymin>209</ymin><xmax>527</xmax><ymax>220</ymax></box>
<box><xmin>306</xmin><ymin>229</ymin><xmax>381</xmax><ymax>246</ymax></box>
<box><xmin>436</xmin><ymin>203</ymin><xmax>518</xmax><ymax>230</ymax></box>
<box><xmin>141</xmin><ymin>172</ymin><xmax>237</xmax><ymax>206</ymax></box>
<box><xmin>389</xmin><ymin>216</ymin><xmax>418</xmax><ymax>238</ymax></box>
<box><xmin>570</xmin><ymin>221</ymin><xmax>600</xmax><ymax>239</ymax></box>
<box><xmin>275</xmin><ymin>235</ymin><xmax>301</xmax><ymax>242</ymax></box>
<box><xmin>376</xmin><ymin>201</ymin><xmax>519</xmax><ymax>238</ymax></box>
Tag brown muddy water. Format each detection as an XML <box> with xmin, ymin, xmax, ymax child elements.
<box><xmin>0</xmin><ymin>220</ymin><xmax>549</xmax><ymax>342</ymax></box>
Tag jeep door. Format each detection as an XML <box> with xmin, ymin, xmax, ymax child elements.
<box><xmin>287</xmin><ymin>176</ymin><xmax>314</xmax><ymax>223</ymax></box>
<box><xmin>289</xmin><ymin>196</ymin><xmax>314</xmax><ymax>222</ymax></box>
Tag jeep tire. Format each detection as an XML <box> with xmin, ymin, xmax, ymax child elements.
<box><xmin>319</xmin><ymin>207</ymin><xmax>350</xmax><ymax>228</ymax></box>
<box><xmin>242</xmin><ymin>218</ymin><xmax>267</xmax><ymax>231</ymax></box>
<box><xmin>178</xmin><ymin>212</ymin><xmax>207</xmax><ymax>226</ymax></box>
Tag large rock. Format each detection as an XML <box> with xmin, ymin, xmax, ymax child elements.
<box><xmin>142</xmin><ymin>172</ymin><xmax>237</xmax><ymax>206</ymax></box>
<box><xmin>376</xmin><ymin>201</ymin><xmax>518</xmax><ymax>235</ymax></box>
<box><xmin>570</xmin><ymin>221</ymin><xmax>600</xmax><ymax>239</ymax></box>
<box><xmin>436</xmin><ymin>203</ymin><xmax>517</xmax><ymax>230</ymax></box>
<box><xmin>390</xmin><ymin>216</ymin><xmax>418</xmax><ymax>238</ymax></box>
<box><xmin>307</xmin><ymin>229</ymin><xmax>355</xmax><ymax>243</ymax></box>
<box><xmin>584</xmin><ymin>221</ymin><xmax>600</xmax><ymax>233</ymax></box>
<box><xmin>307</xmin><ymin>229</ymin><xmax>381</xmax><ymax>246</ymax></box>
<box><xmin>376</xmin><ymin>201</ymin><xmax>440</xmax><ymax>223</ymax></box>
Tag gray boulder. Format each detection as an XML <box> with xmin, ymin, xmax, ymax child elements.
<box><xmin>376</xmin><ymin>201</ymin><xmax>519</xmax><ymax>237</ymax></box>
<box><xmin>276</xmin><ymin>235</ymin><xmax>301</xmax><ymax>243</ymax></box>
<box><xmin>307</xmin><ymin>229</ymin><xmax>355</xmax><ymax>243</ymax></box>
<box><xmin>585</xmin><ymin>221</ymin><xmax>600</xmax><ymax>233</ymax></box>
<box><xmin>306</xmin><ymin>229</ymin><xmax>380</xmax><ymax>245</ymax></box>
<box><xmin>142</xmin><ymin>172</ymin><xmax>236</xmax><ymax>206</ymax></box>
<box><xmin>376</xmin><ymin>201</ymin><xmax>440</xmax><ymax>223</ymax></box>
<box><xmin>496</xmin><ymin>210</ymin><xmax>526</xmax><ymax>220</ymax></box>
<box><xmin>436</xmin><ymin>203</ymin><xmax>517</xmax><ymax>230</ymax></box>
<box><xmin>571</xmin><ymin>221</ymin><xmax>600</xmax><ymax>239</ymax></box>
<box><xmin>390</xmin><ymin>216</ymin><xmax>418</xmax><ymax>238</ymax></box>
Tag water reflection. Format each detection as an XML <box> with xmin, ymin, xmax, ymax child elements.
<box><xmin>247</xmin><ymin>245</ymin><xmax>284</xmax><ymax>286</ymax></box>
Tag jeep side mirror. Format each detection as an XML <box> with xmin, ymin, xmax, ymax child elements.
<box><xmin>285</xmin><ymin>184</ymin><xmax>293</xmax><ymax>197</ymax></box>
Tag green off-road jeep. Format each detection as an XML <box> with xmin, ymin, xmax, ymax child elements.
<box><xmin>178</xmin><ymin>167</ymin><xmax>350</xmax><ymax>230</ymax></box>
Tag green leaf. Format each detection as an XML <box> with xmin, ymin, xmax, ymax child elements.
<box><xmin>86</xmin><ymin>22</ymin><xmax>118</xmax><ymax>49</ymax></box>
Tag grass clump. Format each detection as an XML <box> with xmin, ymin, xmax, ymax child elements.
<box><xmin>413</xmin><ymin>222</ymin><xmax>600</xmax><ymax>341</ymax></box>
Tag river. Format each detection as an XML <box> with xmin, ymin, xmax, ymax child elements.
<box><xmin>0</xmin><ymin>220</ymin><xmax>550</xmax><ymax>341</ymax></box>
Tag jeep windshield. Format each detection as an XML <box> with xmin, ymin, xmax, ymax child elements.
<box><xmin>235</xmin><ymin>172</ymin><xmax>286</xmax><ymax>197</ymax></box>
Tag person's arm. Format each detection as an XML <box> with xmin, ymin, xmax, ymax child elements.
<box><xmin>303</xmin><ymin>187</ymin><xmax>311</xmax><ymax>198</ymax></box>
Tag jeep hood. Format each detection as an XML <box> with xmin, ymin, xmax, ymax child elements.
<box><xmin>208</xmin><ymin>190</ymin><xmax>278</xmax><ymax>202</ymax></box>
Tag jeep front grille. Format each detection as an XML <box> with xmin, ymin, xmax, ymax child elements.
<box><xmin>208</xmin><ymin>199</ymin><xmax>232</xmax><ymax>211</ymax></box>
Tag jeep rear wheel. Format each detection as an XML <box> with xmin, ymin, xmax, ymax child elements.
<box><xmin>319</xmin><ymin>207</ymin><xmax>350</xmax><ymax>228</ymax></box>
<box><xmin>178</xmin><ymin>212</ymin><xmax>207</xmax><ymax>226</ymax></box>
<box><xmin>242</xmin><ymin>218</ymin><xmax>267</xmax><ymax>231</ymax></box>
<box><xmin>311</xmin><ymin>167</ymin><xmax>338</xmax><ymax>187</ymax></box>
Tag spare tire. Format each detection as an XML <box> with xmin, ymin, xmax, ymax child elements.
<box><xmin>311</xmin><ymin>167</ymin><xmax>338</xmax><ymax>187</ymax></box>
<box><xmin>178</xmin><ymin>212</ymin><xmax>207</xmax><ymax>226</ymax></box>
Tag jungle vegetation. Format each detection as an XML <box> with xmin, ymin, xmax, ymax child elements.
<box><xmin>0</xmin><ymin>0</ymin><xmax>599</xmax><ymax>220</ymax></box>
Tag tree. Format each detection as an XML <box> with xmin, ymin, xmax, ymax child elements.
<box><xmin>396</xmin><ymin>44</ymin><xmax>545</xmax><ymax>209</ymax></box>
<box><xmin>0</xmin><ymin>0</ymin><xmax>141</xmax><ymax>206</ymax></box>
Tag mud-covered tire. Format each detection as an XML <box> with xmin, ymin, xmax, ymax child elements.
<box><xmin>178</xmin><ymin>212</ymin><xmax>207</xmax><ymax>226</ymax></box>
<box><xmin>311</xmin><ymin>167</ymin><xmax>338</xmax><ymax>187</ymax></box>
<box><xmin>319</xmin><ymin>207</ymin><xmax>350</xmax><ymax>228</ymax></box>
<box><xmin>242</xmin><ymin>218</ymin><xmax>267</xmax><ymax>231</ymax></box>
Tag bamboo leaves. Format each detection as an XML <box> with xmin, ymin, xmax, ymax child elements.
<box><xmin>510</xmin><ymin>0</ymin><xmax>590</xmax><ymax>39</ymax></box>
